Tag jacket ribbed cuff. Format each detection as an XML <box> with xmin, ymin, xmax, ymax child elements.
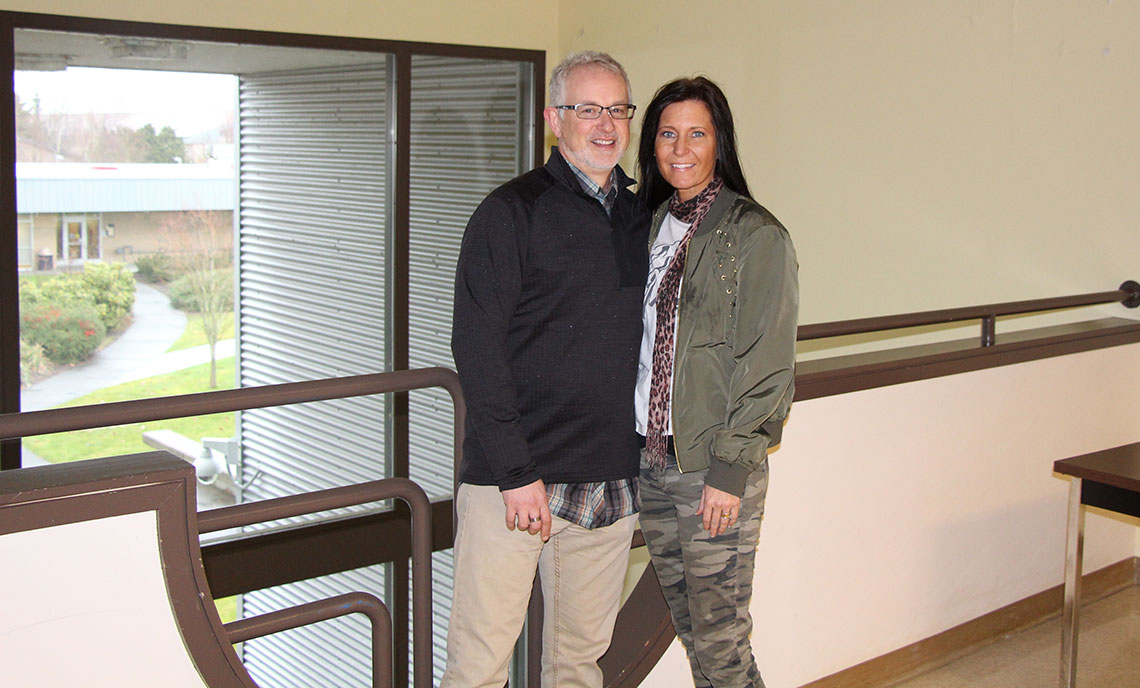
<box><xmin>703</xmin><ymin>458</ymin><xmax>752</xmax><ymax>497</ymax></box>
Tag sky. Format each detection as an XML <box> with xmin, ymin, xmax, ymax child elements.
<box><xmin>15</xmin><ymin>67</ymin><xmax>237</xmax><ymax>138</ymax></box>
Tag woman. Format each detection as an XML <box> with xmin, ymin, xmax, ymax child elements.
<box><xmin>635</xmin><ymin>77</ymin><xmax>798</xmax><ymax>688</ymax></box>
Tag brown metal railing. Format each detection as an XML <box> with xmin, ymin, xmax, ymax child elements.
<box><xmin>2</xmin><ymin>284</ymin><xmax>1133</xmax><ymax>441</ymax></box>
<box><xmin>228</xmin><ymin>594</ymin><xmax>392</xmax><ymax>686</ymax></box>
<box><xmin>208</xmin><ymin>477</ymin><xmax>433</xmax><ymax>688</ymax></box>
<box><xmin>0</xmin><ymin>367</ymin><xmax>462</xmax><ymax>688</ymax></box>
<box><xmin>798</xmin><ymin>280</ymin><xmax>1140</xmax><ymax>346</ymax></box>
<box><xmin>0</xmin><ymin>367</ymin><xmax>464</xmax><ymax>444</ymax></box>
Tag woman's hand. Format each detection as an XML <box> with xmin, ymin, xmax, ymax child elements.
<box><xmin>697</xmin><ymin>484</ymin><xmax>741</xmax><ymax>537</ymax></box>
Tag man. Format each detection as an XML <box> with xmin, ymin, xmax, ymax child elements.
<box><xmin>443</xmin><ymin>51</ymin><xmax>649</xmax><ymax>687</ymax></box>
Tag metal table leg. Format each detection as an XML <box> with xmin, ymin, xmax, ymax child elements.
<box><xmin>1060</xmin><ymin>477</ymin><xmax>1084</xmax><ymax>688</ymax></box>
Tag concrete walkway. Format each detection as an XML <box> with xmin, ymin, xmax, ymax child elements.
<box><xmin>21</xmin><ymin>281</ymin><xmax>235</xmax><ymax>466</ymax></box>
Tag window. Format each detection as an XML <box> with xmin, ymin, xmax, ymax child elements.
<box><xmin>2</xmin><ymin>12</ymin><xmax>542</xmax><ymax>686</ymax></box>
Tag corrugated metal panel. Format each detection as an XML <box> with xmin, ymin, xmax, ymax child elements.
<box><xmin>241</xmin><ymin>566</ymin><xmax>385</xmax><ymax>687</ymax></box>
<box><xmin>234</xmin><ymin>55</ymin><xmax>533</xmax><ymax>688</ymax></box>
<box><xmin>236</xmin><ymin>61</ymin><xmax>392</xmax><ymax>688</ymax></box>
<box><xmin>407</xmin><ymin>54</ymin><xmax>532</xmax><ymax>686</ymax></box>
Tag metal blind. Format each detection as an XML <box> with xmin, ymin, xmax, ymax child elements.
<box><xmin>232</xmin><ymin>54</ymin><xmax>533</xmax><ymax>687</ymax></box>
<box><xmin>407</xmin><ymin>55</ymin><xmax>532</xmax><ymax>685</ymax></box>
<box><xmin>235</xmin><ymin>60</ymin><xmax>392</xmax><ymax>688</ymax></box>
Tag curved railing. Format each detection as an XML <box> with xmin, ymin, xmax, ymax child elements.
<box><xmin>0</xmin><ymin>367</ymin><xmax>462</xmax><ymax>688</ymax></box>
<box><xmin>207</xmin><ymin>476</ymin><xmax>432</xmax><ymax>688</ymax></box>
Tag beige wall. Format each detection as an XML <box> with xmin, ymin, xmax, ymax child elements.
<box><xmin>643</xmin><ymin>343</ymin><xmax>1140</xmax><ymax>687</ymax></box>
<box><xmin>13</xmin><ymin>2</ymin><xmax>1137</xmax><ymax>326</ymax></box>
<box><xmin>561</xmin><ymin>1</ymin><xmax>1140</xmax><ymax>325</ymax></box>
<box><xmin>2</xmin><ymin>0</ymin><xmax>558</xmax><ymax>56</ymax></box>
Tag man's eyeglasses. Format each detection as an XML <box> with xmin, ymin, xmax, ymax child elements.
<box><xmin>553</xmin><ymin>103</ymin><xmax>637</xmax><ymax>120</ymax></box>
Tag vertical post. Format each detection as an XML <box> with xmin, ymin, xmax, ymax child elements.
<box><xmin>0</xmin><ymin>17</ymin><xmax>21</xmax><ymax>470</ymax></box>
<box><xmin>980</xmin><ymin>315</ymin><xmax>996</xmax><ymax>347</ymax></box>
<box><xmin>527</xmin><ymin>579</ymin><xmax>545</xmax><ymax>688</ymax></box>
<box><xmin>1060</xmin><ymin>477</ymin><xmax>1083</xmax><ymax>688</ymax></box>
<box><xmin>389</xmin><ymin>48</ymin><xmax>413</xmax><ymax>688</ymax></box>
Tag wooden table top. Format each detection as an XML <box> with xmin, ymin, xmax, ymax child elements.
<box><xmin>1054</xmin><ymin>442</ymin><xmax>1140</xmax><ymax>493</ymax></box>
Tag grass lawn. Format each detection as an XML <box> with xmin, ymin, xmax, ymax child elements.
<box><xmin>25</xmin><ymin>357</ymin><xmax>237</xmax><ymax>463</ymax></box>
<box><xmin>215</xmin><ymin>595</ymin><xmax>238</xmax><ymax>624</ymax></box>
<box><xmin>168</xmin><ymin>312</ymin><xmax>235</xmax><ymax>352</ymax></box>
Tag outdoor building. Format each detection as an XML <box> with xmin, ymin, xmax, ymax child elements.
<box><xmin>16</xmin><ymin>162</ymin><xmax>234</xmax><ymax>269</ymax></box>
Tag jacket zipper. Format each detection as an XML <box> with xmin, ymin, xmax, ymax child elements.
<box><xmin>671</xmin><ymin>232</ymin><xmax>690</xmax><ymax>474</ymax></box>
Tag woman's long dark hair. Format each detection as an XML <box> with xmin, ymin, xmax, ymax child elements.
<box><xmin>637</xmin><ymin>76</ymin><xmax>752</xmax><ymax>209</ymax></box>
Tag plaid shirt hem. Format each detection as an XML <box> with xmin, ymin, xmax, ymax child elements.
<box><xmin>547</xmin><ymin>478</ymin><xmax>639</xmax><ymax>529</ymax></box>
<box><xmin>541</xmin><ymin>159</ymin><xmax>629</xmax><ymax>527</ymax></box>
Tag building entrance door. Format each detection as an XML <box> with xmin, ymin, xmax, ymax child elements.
<box><xmin>62</xmin><ymin>215</ymin><xmax>100</xmax><ymax>263</ymax></box>
<box><xmin>63</xmin><ymin>215</ymin><xmax>86</xmax><ymax>262</ymax></box>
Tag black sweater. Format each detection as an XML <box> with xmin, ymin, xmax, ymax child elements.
<box><xmin>451</xmin><ymin>148</ymin><xmax>650</xmax><ymax>489</ymax></box>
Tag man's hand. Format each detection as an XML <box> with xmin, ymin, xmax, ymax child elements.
<box><xmin>696</xmin><ymin>484</ymin><xmax>741</xmax><ymax>537</ymax></box>
<box><xmin>502</xmin><ymin>480</ymin><xmax>551</xmax><ymax>541</ymax></box>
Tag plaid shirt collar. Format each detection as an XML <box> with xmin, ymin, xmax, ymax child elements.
<box><xmin>564</xmin><ymin>158</ymin><xmax>619</xmax><ymax>216</ymax></box>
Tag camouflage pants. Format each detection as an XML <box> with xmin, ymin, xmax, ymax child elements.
<box><xmin>639</xmin><ymin>451</ymin><xmax>768</xmax><ymax>688</ymax></box>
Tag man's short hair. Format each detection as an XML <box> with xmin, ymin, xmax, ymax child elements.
<box><xmin>549</xmin><ymin>51</ymin><xmax>631</xmax><ymax>108</ymax></box>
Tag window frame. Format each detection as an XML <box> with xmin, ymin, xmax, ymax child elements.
<box><xmin>0</xmin><ymin>10</ymin><xmax>545</xmax><ymax>472</ymax></box>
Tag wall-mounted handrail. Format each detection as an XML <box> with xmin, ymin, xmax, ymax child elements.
<box><xmin>4</xmin><ymin>283</ymin><xmax>1134</xmax><ymax>441</ymax></box>
<box><xmin>5</xmin><ymin>285</ymin><xmax>1133</xmax><ymax>441</ymax></box>
<box><xmin>798</xmin><ymin>280</ymin><xmax>1140</xmax><ymax>346</ymax></box>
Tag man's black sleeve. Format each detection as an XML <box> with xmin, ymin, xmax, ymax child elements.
<box><xmin>450</xmin><ymin>195</ymin><xmax>541</xmax><ymax>490</ymax></box>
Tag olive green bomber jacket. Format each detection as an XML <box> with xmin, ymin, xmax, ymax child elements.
<box><xmin>653</xmin><ymin>188</ymin><xmax>799</xmax><ymax>496</ymax></box>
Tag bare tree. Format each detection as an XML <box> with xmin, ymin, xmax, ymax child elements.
<box><xmin>162</xmin><ymin>209</ymin><xmax>234</xmax><ymax>389</ymax></box>
<box><xmin>16</xmin><ymin>94</ymin><xmax>169</xmax><ymax>163</ymax></box>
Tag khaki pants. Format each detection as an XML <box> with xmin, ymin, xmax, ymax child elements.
<box><xmin>441</xmin><ymin>483</ymin><xmax>637</xmax><ymax>688</ymax></box>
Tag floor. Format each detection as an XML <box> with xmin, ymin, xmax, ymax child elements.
<box><xmin>890</xmin><ymin>586</ymin><xmax>1140</xmax><ymax>688</ymax></box>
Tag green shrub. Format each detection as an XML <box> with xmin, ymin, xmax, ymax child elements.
<box><xmin>169</xmin><ymin>268</ymin><xmax>234</xmax><ymax>312</ymax></box>
<box><xmin>18</xmin><ymin>279</ymin><xmax>40</xmax><ymax>308</ymax></box>
<box><xmin>79</xmin><ymin>262</ymin><xmax>136</xmax><ymax>330</ymax></box>
<box><xmin>168</xmin><ymin>274</ymin><xmax>194</xmax><ymax>311</ymax></box>
<box><xmin>19</xmin><ymin>265</ymin><xmax>134</xmax><ymax>331</ymax></box>
<box><xmin>19</xmin><ymin>338</ymin><xmax>51</xmax><ymax>386</ymax></box>
<box><xmin>135</xmin><ymin>253</ymin><xmax>177</xmax><ymax>284</ymax></box>
<box><xmin>20</xmin><ymin>275</ymin><xmax>92</xmax><ymax>310</ymax></box>
<box><xmin>21</xmin><ymin>302</ymin><xmax>107</xmax><ymax>365</ymax></box>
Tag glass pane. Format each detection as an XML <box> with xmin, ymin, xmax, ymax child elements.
<box><xmin>85</xmin><ymin>215</ymin><xmax>100</xmax><ymax>260</ymax></box>
<box><xmin>407</xmin><ymin>54</ymin><xmax>534</xmax><ymax>686</ymax></box>
<box><xmin>65</xmin><ymin>219</ymin><xmax>83</xmax><ymax>260</ymax></box>
<box><xmin>15</xmin><ymin>48</ymin><xmax>240</xmax><ymax>509</ymax></box>
<box><xmin>231</xmin><ymin>55</ymin><xmax>394</xmax><ymax>688</ymax></box>
<box><xmin>235</xmin><ymin>58</ymin><xmax>392</xmax><ymax>505</ymax></box>
<box><xmin>407</xmin><ymin>55</ymin><xmax>532</xmax><ymax>500</ymax></box>
<box><xmin>13</xmin><ymin>25</ymin><xmax>537</xmax><ymax>688</ymax></box>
